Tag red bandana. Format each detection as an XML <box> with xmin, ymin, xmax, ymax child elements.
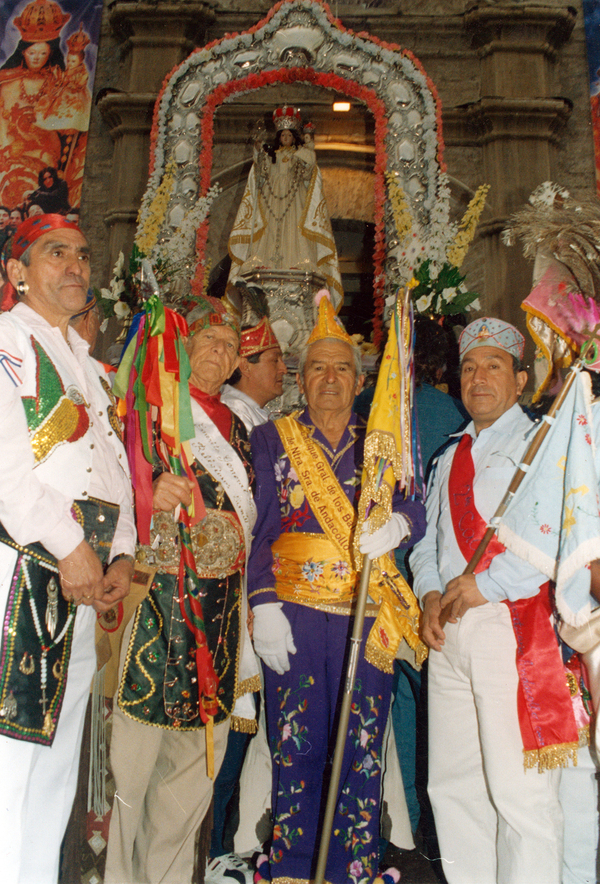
<box><xmin>1</xmin><ymin>214</ymin><xmax>83</xmax><ymax>311</ymax></box>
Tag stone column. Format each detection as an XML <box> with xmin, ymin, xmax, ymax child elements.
<box><xmin>97</xmin><ymin>1</ymin><xmax>215</xmax><ymax>270</ymax></box>
<box><xmin>461</xmin><ymin>4</ymin><xmax>575</xmax><ymax>333</ymax></box>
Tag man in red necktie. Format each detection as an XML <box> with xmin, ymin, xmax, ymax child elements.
<box><xmin>410</xmin><ymin>317</ymin><xmax>570</xmax><ymax>884</ymax></box>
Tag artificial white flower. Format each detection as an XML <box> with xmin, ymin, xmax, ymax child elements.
<box><xmin>114</xmin><ymin>301</ymin><xmax>132</xmax><ymax>319</ymax></box>
<box><xmin>442</xmin><ymin>287</ymin><xmax>457</xmax><ymax>303</ymax></box>
<box><xmin>100</xmin><ymin>287</ymin><xmax>117</xmax><ymax>302</ymax></box>
<box><xmin>467</xmin><ymin>298</ymin><xmax>481</xmax><ymax>311</ymax></box>
<box><xmin>415</xmin><ymin>293</ymin><xmax>433</xmax><ymax>313</ymax></box>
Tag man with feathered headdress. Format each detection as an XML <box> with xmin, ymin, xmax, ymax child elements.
<box><xmin>247</xmin><ymin>291</ymin><xmax>425</xmax><ymax>884</ymax></box>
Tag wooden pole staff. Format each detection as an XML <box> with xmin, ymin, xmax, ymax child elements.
<box><xmin>313</xmin><ymin>558</ymin><xmax>373</xmax><ymax>884</ymax></box>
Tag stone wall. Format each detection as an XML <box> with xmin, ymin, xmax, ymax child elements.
<box><xmin>82</xmin><ymin>0</ymin><xmax>595</xmax><ymax>360</ymax></box>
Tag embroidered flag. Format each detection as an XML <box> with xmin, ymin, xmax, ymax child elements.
<box><xmin>496</xmin><ymin>369</ymin><xmax>600</xmax><ymax>626</ymax></box>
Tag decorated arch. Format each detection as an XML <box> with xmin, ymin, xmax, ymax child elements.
<box><xmin>136</xmin><ymin>0</ymin><xmax>445</xmax><ymax>340</ymax></box>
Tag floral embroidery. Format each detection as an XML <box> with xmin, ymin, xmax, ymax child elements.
<box><xmin>577</xmin><ymin>414</ymin><xmax>588</xmax><ymax>426</ymax></box>
<box><xmin>332</xmin><ymin>560</ymin><xmax>350</xmax><ymax>578</ymax></box>
<box><xmin>301</xmin><ymin>560</ymin><xmax>324</xmax><ymax>583</ymax></box>
<box><xmin>540</xmin><ymin>524</ymin><xmax>551</xmax><ymax>535</ymax></box>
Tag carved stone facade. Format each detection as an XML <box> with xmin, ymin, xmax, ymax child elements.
<box><xmin>83</xmin><ymin>0</ymin><xmax>595</xmax><ymax>363</ymax></box>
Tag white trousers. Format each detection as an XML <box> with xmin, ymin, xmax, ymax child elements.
<box><xmin>427</xmin><ymin>603</ymin><xmax>563</xmax><ymax>884</ymax></box>
<box><xmin>560</xmin><ymin>744</ymin><xmax>600</xmax><ymax>884</ymax></box>
<box><xmin>105</xmin><ymin>707</ymin><xmax>230</xmax><ymax>884</ymax></box>
<box><xmin>0</xmin><ymin>604</ymin><xmax>96</xmax><ymax>884</ymax></box>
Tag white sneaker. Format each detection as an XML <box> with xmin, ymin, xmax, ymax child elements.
<box><xmin>205</xmin><ymin>853</ymin><xmax>254</xmax><ymax>884</ymax></box>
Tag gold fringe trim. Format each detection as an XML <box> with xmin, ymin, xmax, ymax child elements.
<box><xmin>236</xmin><ymin>675</ymin><xmax>261</xmax><ymax>699</ymax></box>
<box><xmin>415</xmin><ymin>641</ymin><xmax>429</xmax><ymax>667</ymax></box>
<box><xmin>230</xmin><ymin>715</ymin><xmax>258</xmax><ymax>734</ymax></box>
<box><xmin>364</xmin><ymin>642</ymin><xmax>394</xmax><ymax>674</ymax></box>
<box><xmin>523</xmin><ymin>740</ymin><xmax>580</xmax><ymax>772</ymax></box>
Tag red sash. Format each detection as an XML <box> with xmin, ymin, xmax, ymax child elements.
<box><xmin>448</xmin><ymin>434</ymin><xmax>579</xmax><ymax>768</ymax></box>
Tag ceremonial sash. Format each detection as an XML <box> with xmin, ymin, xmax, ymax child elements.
<box><xmin>275</xmin><ymin>415</ymin><xmax>426</xmax><ymax>671</ymax></box>
<box><xmin>449</xmin><ymin>433</ymin><xmax>580</xmax><ymax>769</ymax></box>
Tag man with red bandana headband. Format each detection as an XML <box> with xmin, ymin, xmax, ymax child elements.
<box><xmin>0</xmin><ymin>213</ymin><xmax>136</xmax><ymax>883</ymax></box>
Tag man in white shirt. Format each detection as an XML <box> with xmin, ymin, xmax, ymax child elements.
<box><xmin>0</xmin><ymin>213</ymin><xmax>135</xmax><ymax>883</ymax></box>
<box><xmin>410</xmin><ymin>317</ymin><xmax>568</xmax><ymax>884</ymax></box>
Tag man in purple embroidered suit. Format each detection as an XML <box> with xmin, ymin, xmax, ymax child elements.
<box><xmin>410</xmin><ymin>317</ymin><xmax>570</xmax><ymax>884</ymax></box>
<box><xmin>247</xmin><ymin>294</ymin><xmax>426</xmax><ymax>884</ymax></box>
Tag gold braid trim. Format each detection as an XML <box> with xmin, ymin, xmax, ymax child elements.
<box><xmin>230</xmin><ymin>715</ymin><xmax>258</xmax><ymax>734</ymax></box>
<box><xmin>579</xmin><ymin>724</ymin><xmax>590</xmax><ymax>748</ymax></box>
<box><xmin>249</xmin><ymin>587</ymin><xmax>276</xmax><ymax>600</ymax></box>
<box><xmin>270</xmin><ymin>878</ymin><xmax>311</xmax><ymax>884</ymax></box>
<box><xmin>236</xmin><ymin>675</ymin><xmax>261</xmax><ymax>699</ymax></box>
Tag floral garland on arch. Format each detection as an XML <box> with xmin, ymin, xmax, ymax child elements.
<box><xmin>386</xmin><ymin>171</ymin><xmax>489</xmax><ymax>318</ymax></box>
<box><xmin>97</xmin><ymin>161</ymin><xmax>221</xmax><ymax>321</ymax></box>
<box><xmin>145</xmin><ymin>0</ymin><xmax>446</xmax><ymax>348</ymax></box>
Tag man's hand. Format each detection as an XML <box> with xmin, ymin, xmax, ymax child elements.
<box><xmin>359</xmin><ymin>513</ymin><xmax>409</xmax><ymax>560</ymax></box>
<box><xmin>93</xmin><ymin>557</ymin><xmax>134</xmax><ymax>614</ymax></box>
<box><xmin>440</xmin><ymin>574</ymin><xmax>487</xmax><ymax>623</ymax></box>
<box><xmin>252</xmin><ymin>602</ymin><xmax>296</xmax><ymax>675</ymax></box>
<box><xmin>420</xmin><ymin>590</ymin><xmax>446</xmax><ymax>651</ymax></box>
<box><xmin>152</xmin><ymin>473</ymin><xmax>195</xmax><ymax>513</ymax></box>
<box><xmin>58</xmin><ymin>539</ymin><xmax>104</xmax><ymax>607</ymax></box>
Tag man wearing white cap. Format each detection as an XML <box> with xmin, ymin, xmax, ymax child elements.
<box><xmin>410</xmin><ymin>317</ymin><xmax>566</xmax><ymax>884</ymax></box>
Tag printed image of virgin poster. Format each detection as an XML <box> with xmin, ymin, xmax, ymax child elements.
<box><xmin>583</xmin><ymin>0</ymin><xmax>600</xmax><ymax>195</ymax></box>
<box><xmin>0</xmin><ymin>0</ymin><xmax>103</xmax><ymax>233</ymax></box>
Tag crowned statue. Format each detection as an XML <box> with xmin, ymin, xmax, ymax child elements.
<box><xmin>226</xmin><ymin>106</ymin><xmax>342</xmax><ymax>410</ymax></box>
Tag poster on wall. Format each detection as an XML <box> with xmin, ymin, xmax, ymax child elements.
<box><xmin>583</xmin><ymin>0</ymin><xmax>600</xmax><ymax>195</ymax></box>
<box><xmin>0</xmin><ymin>0</ymin><xmax>103</xmax><ymax>241</ymax></box>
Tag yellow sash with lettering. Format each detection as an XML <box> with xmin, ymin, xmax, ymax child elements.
<box><xmin>275</xmin><ymin>414</ymin><xmax>427</xmax><ymax>671</ymax></box>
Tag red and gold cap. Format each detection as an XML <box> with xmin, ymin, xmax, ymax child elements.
<box><xmin>306</xmin><ymin>290</ymin><xmax>354</xmax><ymax>348</ymax></box>
<box><xmin>273</xmin><ymin>105</ymin><xmax>302</xmax><ymax>132</ymax></box>
<box><xmin>66</xmin><ymin>23</ymin><xmax>90</xmax><ymax>55</ymax></box>
<box><xmin>240</xmin><ymin>317</ymin><xmax>280</xmax><ymax>358</ymax></box>
<box><xmin>187</xmin><ymin>296</ymin><xmax>240</xmax><ymax>338</ymax></box>
<box><xmin>14</xmin><ymin>0</ymin><xmax>70</xmax><ymax>44</ymax></box>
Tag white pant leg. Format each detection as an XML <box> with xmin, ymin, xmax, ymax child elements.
<box><xmin>467</xmin><ymin>605</ymin><xmax>562</xmax><ymax>884</ymax></box>
<box><xmin>428</xmin><ymin>615</ymin><xmax>499</xmax><ymax>884</ymax></box>
<box><xmin>560</xmin><ymin>744</ymin><xmax>599</xmax><ymax>884</ymax></box>
<box><xmin>0</xmin><ymin>605</ymin><xmax>96</xmax><ymax>884</ymax></box>
<box><xmin>428</xmin><ymin>604</ymin><xmax>563</xmax><ymax>884</ymax></box>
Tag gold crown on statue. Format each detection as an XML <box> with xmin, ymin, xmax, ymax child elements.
<box><xmin>273</xmin><ymin>105</ymin><xmax>302</xmax><ymax>132</ymax></box>
<box><xmin>66</xmin><ymin>23</ymin><xmax>91</xmax><ymax>55</ymax></box>
<box><xmin>306</xmin><ymin>290</ymin><xmax>354</xmax><ymax>347</ymax></box>
<box><xmin>14</xmin><ymin>0</ymin><xmax>70</xmax><ymax>43</ymax></box>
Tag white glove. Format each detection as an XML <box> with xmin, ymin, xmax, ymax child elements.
<box><xmin>359</xmin><ymin>513</ymin><xmax>410</xmax><ymax>560</ymax></box>
<box><xmin>252</xmin><ymin>602</ymin><xmax>296</xmax><ymax>675</ymax></box>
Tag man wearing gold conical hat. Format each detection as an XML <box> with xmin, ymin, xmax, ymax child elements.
<box><xmin>247</xmin><ymin>292</ymin><xmax>426</xmax><ymax>884</ymax></box>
